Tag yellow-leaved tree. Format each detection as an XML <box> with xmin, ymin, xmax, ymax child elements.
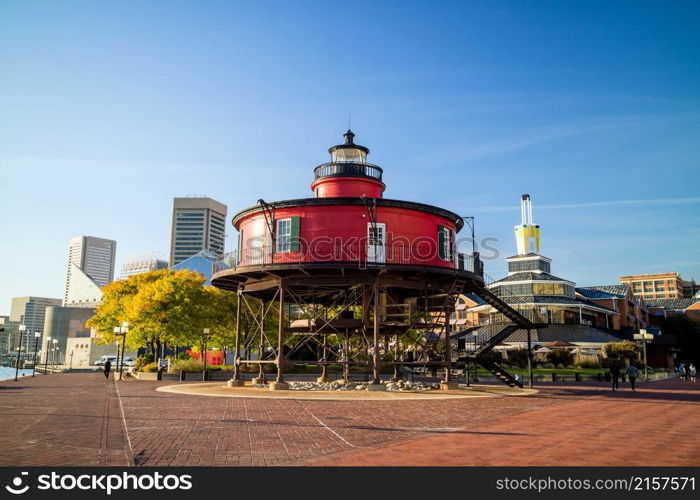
<box><xmin>87</xmin><ymin>269</ymin><xmax>238</xmax><ymax>357</ymax></box>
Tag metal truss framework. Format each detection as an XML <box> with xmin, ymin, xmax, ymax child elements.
<box><xmin>227</xmin><ymin>271</ymin><xmax>475</xmax><ymax>385</ymax></box>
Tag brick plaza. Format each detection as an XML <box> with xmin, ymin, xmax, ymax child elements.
<box><xmin>0</xmin><ymin>374</ymin><xmax>698</xmax><ymax>466</ymax></box>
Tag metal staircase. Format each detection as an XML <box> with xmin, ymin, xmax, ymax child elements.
<box><xmin>452</xmin><ymin>276</ymin><xmax>536</xmax><ymax>388</ymax></box>
<box><xmin>478</xmin><ymin>358</ymin><xmax>522</xmax><ymax>388</ymax></box>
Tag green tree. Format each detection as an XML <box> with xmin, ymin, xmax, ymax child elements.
<box><xmin>546</xmin><ymin>348</ymin><xmax>574</xmax><ymax>367</ymax></box>
<box><xmin>604</xmin><ymin>340</ymin><xmax>640</xmax><ymax>360</ymax></box>
<box><xmin>507</xmin><ymin>347</ymin><xmax>530</xmax><ymax>368</ymax></box>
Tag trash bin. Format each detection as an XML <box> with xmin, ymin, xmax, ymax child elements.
<box><xmin>551</xmin><ymin>373</ymin><xmax>557</xmax><ymax>382</ymax></box>
<box><xmin>179</xmin><ymin>370</ymin><xmax>186</xmax><ymax>381</ymax></box>
<box><xmin>202</xmin><ymin>370</ymin><xmax>208</xmax><ymax>381</ymax></box>
<box><xmin>575</xmin><ymin>372</ymin><xmax>581</xmax><ymax>382</ymax></box>
<box><xmin>157</xmin><ymin>367</ymin><xmax>163</xmax><ymax>381</ymax></box>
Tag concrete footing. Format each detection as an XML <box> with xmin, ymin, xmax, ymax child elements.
<box><xmin>366</xmin><ymin>383</ymin><xmax>386</xmax><ymax>392</ymax></box>
<box><xmin>251</xmin><ymin>377</ymin><xmax>267</xmax><ymax>385</ymax></box>
<box><xmin>226</xmin><ymin>379</ymin><xmax>245</xmax><ymax>387</ymax></box>
<box><xmin>440</xmin><ymin>382</ymin><xmax>459</xmax><ymax>390</ymax></box>
<box><xmin>316</xmin><ymin>376</ymin><xmax>330</xmax><ymax>383</ymax></box>
<box><xmin>268</xmin><ymin>381</ymin><xmax>290</xmax><ymax>391</ymax></box>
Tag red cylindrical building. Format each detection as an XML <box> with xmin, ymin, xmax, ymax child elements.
<box><xmin>229</xmin><ymin>130</ymin><xmax>468</xmax><ymax>272</ymax></box>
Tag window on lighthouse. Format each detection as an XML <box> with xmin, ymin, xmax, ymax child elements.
<box><xmin>331</xmin><ymin>147</ymin><xmax>367</xmax><ymax>163</ymax></box>
<box><xmin>438</xmin><ymin>225</ymin><xmax>455</xmax><ymax>261</ymax></box>
<box><xmin>276</xmin><ymin>218</ymin><xmax>291</xmax><ymax>253</ymax></box>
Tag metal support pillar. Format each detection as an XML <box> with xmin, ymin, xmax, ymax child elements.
<box><xmin>232</xmin><ymin>289</ymin><xmax>242</xmax><ymax>381</ymax></box>
<box><xmin>527</xmin><ymin>328</ymin><xmax>533</xmax><ymax>388</ymax></box>
<box><xmin>276</xmin><ymin>283</ymin><xmax>285</xmax><ymax>383</ymax></box>
<box><xmin>392</xmin><ymin>334</ymin><xmax>400</xmax><ymax>380</ymax></box>
<box><xmin>257</xmin><ymin>300</ymin><xmax>266</xmax><ymax>383</ymax></box>
<box><xmin>372</xmin><ymin>279</ymin><xmax>381</xmax><ymax>385</ymax></box>
<box><xmin>321</xmin><ymin>335</ymin><xmax>328</xmax><ymax>380</ymax></box>
<box><xmin>443</xmin><ymin>304</ymin><xmax>452</xmax><ymax>384</ymax></box>
<box><xmin>343</xmin><ymin>332</ymin><xmax>350</xmax><ymax>381</ymax></box>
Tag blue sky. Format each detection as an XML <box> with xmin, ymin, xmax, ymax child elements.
<box><xmin>1</xmin><ymin>0</ymin><xmax>699</xmax><ymax>313</ymax></box>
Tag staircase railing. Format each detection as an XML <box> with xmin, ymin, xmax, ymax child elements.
<box><xmin>452</xmin><ymin>272</ymin><xmax>535</xmax><ymax>387</ymax></box>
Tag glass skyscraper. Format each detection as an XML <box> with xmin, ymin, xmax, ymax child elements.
<box><xmin>169</xmin><ymin>197</ymin><xmax>227</xmax><ymax>266</ymax></box>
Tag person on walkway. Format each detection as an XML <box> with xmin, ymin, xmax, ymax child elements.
<box><xmin>103</xmin><ymin>359</ymin><xmax>112</xmax><ymax>380</ymax></box>
<box><xmin>626</xmin><ymin>363</ymin><xmax>639</xmax><ymax>391</ymax></box>
<box><xmin>679</xmin><ymin>363</ymin><xmax>686</xmax><ymax>380</ymax></box>
<box><xmin>610</xmin><ymin>364</ymin><xmax>620</xmax><ymax>391</ymax></box>
<box><xmin>689</xmin><ymin>363</ymin><xmax>697</xmax><ymax>382</ymax></box>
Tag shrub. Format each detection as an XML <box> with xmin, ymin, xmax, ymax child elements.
<box><xmin>603</xmin><ymin>341</ymin><xmax>640</xmax><ymax>362</ymax></box>
<box><xmin>134</xmin><ymin>353</ymin><xmax>155</xmax><ymax>372</ymax></box>
<box><xmin>506</xmin><ymin>348</ymin><xmax>530</xmax><ymax>368</ymax></box>
<box><xmin>546</xmin><ymin>349</ymin><xmax>574</xmax><ymax>367</ymax></box>
<box><xmin>576</xmin><ymin>360</ymin><xmax>601</xmax><ymax>369</ymax></box>
<box><xmin>142</xmin><ymin>362</ymin><xmax>159</xmax><ymax>373</ymax></box>
<box><xmin>171</xmin><ymin>359</ymin><xmax>205</xmax><ymax>372</ymax></box>
<box><xmin>540</xmin><ymin>362</ymin><xmax>555</xmax><ymax>369</ymax></box>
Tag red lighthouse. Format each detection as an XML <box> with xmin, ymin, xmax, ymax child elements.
<box><xmin>213</xmin><ymin>131</ymin><xmax>531</xmax><ymax>390</ymax></box>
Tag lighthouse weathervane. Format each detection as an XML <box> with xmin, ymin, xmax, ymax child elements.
<box><xmin>514</xmin><ymin>194</ymin><xmax>540</xmax><ymax>255</ymax></box>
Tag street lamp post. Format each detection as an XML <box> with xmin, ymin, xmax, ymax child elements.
<box><xmin>113</xmin><ymin>327</ymin><xmax>121</xmax><ymax>376</ymax></box>
<box><xmin>202</xmin><ymin>328</ymin><xmax>210</xmax><ymax>380</ymax></box>
<box><xmin>119</xmin><ymin>322</ymin><xmax>128</xmax><ymax>381</ymax></box>
<box><xmin>43</xmin><ymin>336</ymin><xmax>52</xmax><ymax>374</ymax></box>
<box><xmin>14</xmin><ymin>324</ymin><xmax>26</xmax><ymax>381</ymax></box>
<box><xmin>32</xmin><ymin>332</ymin><xmax>41</xmax><ymax>377</ymax></box>
<box><xmin>51</xmin><ymin>339</ymin><xmax>58</xmax><ymax>370</ymax></box>
<box><xmin>633</xmin><ymin>330</ymin><xmax>654</xmax><ymax>381</ymax></box>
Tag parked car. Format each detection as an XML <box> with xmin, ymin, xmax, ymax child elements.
<box><xmin>94</xmin><ymin>355</ymin><xmax>117</xmax><ymax>366</ymax></box>
<box><xmin>122</xmin><ymin>357</ymin><xmax>136</xmax><ymax>367</ymax></box>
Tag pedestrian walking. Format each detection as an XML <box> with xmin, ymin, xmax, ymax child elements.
<box><xmin>689</xmin><ymin>363</ymin><xmax>696</xmax><ymax>383</ymax></box>
<box><xmin>103</xmin><ymin>359</ymin><xmax>112</xmax><ymax>380</ymax></box>
<box><xmin>626</xmin><ymin>363</ymin><xmax>639</xmax><ymax>391</ymax></box>
<box><xmin>678</xmin><ymin>364</ymin><xmax>686</xmax><ymax>380</ymax></box>
<box><xmin>610</xmin><ymin>364</ymin><xmax>620</xmax><ymax>391</ymax></box>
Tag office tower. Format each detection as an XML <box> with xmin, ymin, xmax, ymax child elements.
<box><xmin>9</xmin><ymin>296</ymin><xmax>62</xmax><ymax>349</ymax></box>
<box><xmin>64</xmin><ymin>236</ymin><xmax>117</xmax><ymax>306</ymax></box>
<box><xmin>169</xmin><ymin>197</ymin><xmax>227</xmax><ymax>267</ymax></box>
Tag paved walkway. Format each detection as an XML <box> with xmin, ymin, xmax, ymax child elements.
<box><xmin>0</xmin><ymin>374</ymin><xmax>698</xmax><ymax>466</ymax></box>
<box><xmin>307</xmin><ymin>379</ymin><xmax>700</xmax><ymax>466</ymax></box>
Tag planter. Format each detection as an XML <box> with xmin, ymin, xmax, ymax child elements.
<box><xmin>136</xmin><ymin>372</ymin><xmax>159</xmax><ymax>381</ymax></box>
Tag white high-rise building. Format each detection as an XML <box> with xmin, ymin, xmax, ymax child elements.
<box><xmin>64</xmin><ymin>236</ymin><xmax>117</xmax><ymax>306</ymax></box>
<box><xmin>169</xmin><ymin>197</ymin><xmax>227</xmax><ymax>266</ymax></box>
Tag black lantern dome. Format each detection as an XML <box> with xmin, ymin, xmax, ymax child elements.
<box><xmin>328</xmin><ymin>129</ymin><xmax>369</xmax><ymax>163</ymax></box>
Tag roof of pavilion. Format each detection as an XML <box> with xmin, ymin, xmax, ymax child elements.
<box><xmin>453</xmin><ymin>323</ymin><xmax>624</xmax><ymax>344</ymax></box>
<box><xmin>576</xmin><ymin>285</ymin><xmax>630</xmax><ymax>299</ymax></box>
